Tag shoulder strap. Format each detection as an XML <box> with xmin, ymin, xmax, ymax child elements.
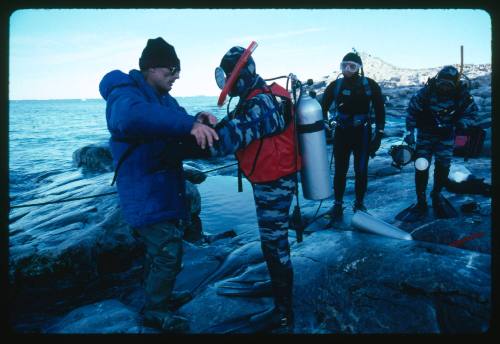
<box><xmin>333</xmin><ymin>78</ymin><xmax>344</xmax><ymax>103</ymax></box>
<box><xmin>245</xmin><ymin>87</ymin><xmax>266</xmax><ymax>100</ymax></box>
<box><xmin>236</xmin><ymin>84</ymin><xmax>288</xmax><ymax>191</ymax></box>
<box><xmin>362</xmin><ymin>76</ymin><xmax>372</xmax><ymax>97</ymax></box>
<box><xmin>110</xmin><ymin>142</ymin><xmax>140</xmax><ymax>186</ymax></box>
<box><xmin>109</xmin><ymin>136</ymin><xmax>154</xmax><ymax>186</ymax></box>
<box><xmin>362</xmin><ymin>77</ymin><xmax>374</xmax><ymax>122</ymax></box>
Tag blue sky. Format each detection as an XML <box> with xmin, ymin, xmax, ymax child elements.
<box><xmin>9</xmin><ymin>8</ymin><xmax>491</xmax><ymax>100</ymax></box>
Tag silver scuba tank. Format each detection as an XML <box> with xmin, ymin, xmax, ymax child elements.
<box><xmin>296</xmin><ymin>86</ymin><xmax>333</xmax><ymax>200</ymax></box>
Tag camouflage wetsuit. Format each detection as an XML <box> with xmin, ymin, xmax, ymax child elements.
<box><xmin>406</xmin><ymin>72</ymin><xmax>478</xmax><ymax>200</ymax></box>
<box><xmin>211</xmin><ymin>75</ymin><xmax>296</xmax><ymax>317</ymax></box>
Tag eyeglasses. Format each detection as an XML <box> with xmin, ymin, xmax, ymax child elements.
<box><xmin>167</xmin><ymin>66</ymin><xmax>180</xmax><ymax>75</ymax></box>
<box><xmin>340</xmin><ymin>61</ymin><xmax>361</xmax><ymax>73</ymax></box>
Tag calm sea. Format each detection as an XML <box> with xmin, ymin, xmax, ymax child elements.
<box><xmin>9</xmin><ymin>96</ymin><xmax>405</xmax><ymax>202</ymax></box>
<box><xmin>8</xmin><ymin>97</ymin><xmax>232</xmax><ymax>199</ymax></box>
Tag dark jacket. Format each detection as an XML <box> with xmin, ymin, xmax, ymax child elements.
<box><xmin>99</xmin><ymin>69</ymin><xmax>195</xmax><ymax>227</ymax></box>
<box><xmin>321</xmin><ymin>74</ymin><xmax>385</xmax><ymax>131</ymax></box>
<box><xmin>406</xmin><ymin>80</ymin><xmax>478</xmax><ymax>132</ymax></box>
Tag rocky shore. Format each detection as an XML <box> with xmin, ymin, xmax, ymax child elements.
<box><xmin>8</xmin><ymin>70</ymin><xmax>492</xmax><ymax>334</ymax></box>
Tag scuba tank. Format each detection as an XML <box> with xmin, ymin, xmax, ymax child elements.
<box><xmin>294</xmin><ymin>79</ymin><xmax>333</xmax><ymax>200</ymax></box>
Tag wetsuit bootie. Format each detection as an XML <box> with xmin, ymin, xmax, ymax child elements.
<box><xmin>325</xmin><ymin>202</ymin><xmax>343</xmax><ymax>228</ymax></box>
<box><xmin>353</xmin><ymin>200</ymin><xmax>367</xmax><ymax>212</ymax></box>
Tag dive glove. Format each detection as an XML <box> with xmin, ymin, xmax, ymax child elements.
<box><xmin>404</xmin><ymin>131</ymin><xmax>416</xmax><ymax>146</ymax></box>
<box><xmin>369</xmin><ymin>130</ymin><xmax>383</xmax><ymax>157</ymax></box>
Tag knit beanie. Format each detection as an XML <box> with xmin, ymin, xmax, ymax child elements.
<box><xmin>139</xmin><ymin>37</ymin><xmax>180</xmax><ymax>70</ymax></box>
<box><xmin>342</xmin><ymin>52</ymin><xmax>363</xmax><ymax>66</ymax></box>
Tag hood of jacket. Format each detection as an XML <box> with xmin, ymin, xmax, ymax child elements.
<box><xmin>99</xmin><ymin>69</ymin><xmax>159</xmax><ymax>101</ymax></box>
<box><xmin>99</xmin><ymin>70</ymin><xmax>136</xmax><ymax>101</ymax></box>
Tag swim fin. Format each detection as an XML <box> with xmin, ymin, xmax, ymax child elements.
<box><xmin>216</xmin><ymin>279</ymin><xmax>273</xmax><ymax>297</ymax></box>
<box><xmin>395</xmin><ymin>203</ymin><xmax>428</xmax><ymax>223</ymax></box>
<box><xmin>432</xmin><ymin>193</ymin><xmax>458</xmax><ymax>219</ymax></box>
<box><xmin>205</xmin><ymin>306</ymin><xmax>292</xmax><ymax>334</ymax></box>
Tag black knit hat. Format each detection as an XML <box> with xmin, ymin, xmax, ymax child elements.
<box><xmin>342</xmin><ymin>52</ymin><xmax>363</xmax><ymax>66</ymax></box>
<box><xmin>139</xmin><ymin>37</ymin><xmax>180</xmax><ymax>71</ymax></box>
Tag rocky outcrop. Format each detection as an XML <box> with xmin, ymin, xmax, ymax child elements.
<box><xmin>39</xmin><ymin>218</ymin><xmax>491</xmax><ymax>334</ymax></box>
<box><xmin>9</xmin><ymin>151</ymin><xmax>491</xmax><ymax>333</ymax></box>
<box><xmin>180</xmin><ymin>230</ymin><xmax>490</xmax><ymax>333</ymax></box>
<box><xmin>72</xmin><ymin>143</ymin><xmax>113</xmax><ymax>173</ymax></box>
<box><xmin>9</xmin><ymin>63</ymin><xmax>491</xmax><ymax>333</ymax></box>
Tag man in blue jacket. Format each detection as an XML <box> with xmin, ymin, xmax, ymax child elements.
<box><xmin>99</xmin><ymin>37</ymin><xmax>218</xmax><ymax>332</ymax></box>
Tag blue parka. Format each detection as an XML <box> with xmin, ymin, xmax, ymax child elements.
<box><xmin>99</xmin><ymin>69</ymin><xmax>196</xmax><ymax>228</ymax></box>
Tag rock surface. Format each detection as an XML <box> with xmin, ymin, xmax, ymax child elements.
<box><xmin>8</xmin><ymin>58</ymin><xmax>491</xmax><ymax>333</ymax></box>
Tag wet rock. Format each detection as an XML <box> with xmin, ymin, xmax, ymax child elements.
<box><xmin>72</xmin><ymin>143</ymin><xmax>208</xmax><ymax>184</ymax></box>
<box><xmin>44</xmin><ymin>299</ymin><xmax>150</xmax><ymax>334</ymax></box>
<box><xmin>72</xmin><ymin>143</ymin><xmax>113</xmax><ymax>173</ymax></box>
<box><xmin>179</xmin><ymin>230</ymin><xmax>490</xmax><ymax>333</ymax></box>
<box><xmin>183</xmin><ymin>166</ymin><xmax>207</xmax><ymax>184</ymax></box>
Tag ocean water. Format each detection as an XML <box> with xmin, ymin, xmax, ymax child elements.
<box><xmin>8</xmin><ymin>96</ymin><xmax>232</xmax><ymax>199</ymax></box>
<box><xmin>9</xmin><ymin>96</ymin><xmax>404</xmax><ymax>202</ymax></box>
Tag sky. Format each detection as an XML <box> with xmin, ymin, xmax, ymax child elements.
<box><xmin>8</xmin><ymin>8</ymin><xmax>492</xmax><ymax>100</ymax></box>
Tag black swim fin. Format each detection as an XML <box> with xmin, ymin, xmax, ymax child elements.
<box><xmin>216</xmin><ymin>279</ymin><xmax>272</xmax><ymax>297</ymax></box>
<box><xmin>395</xmin><ymin>203</ymin><xmax>428</xmax><ymax>223</ymax></box>
<box><xmin>432</xmin><ymin>193</ymin><xmax>458</xmax><ymax>219</ymax></box>
<box><xmin>205</xmin><ymin>306</ymin><xmax>291</xmax><ymax>334</ymax></box>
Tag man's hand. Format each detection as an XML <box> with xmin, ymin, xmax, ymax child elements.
<box><xmin>190</xmin><ymin>122</ymin><xmax>219</xmax><ymax>149</ymax></box>
<box><xmin>195</xmin><ymin>111</ymin><xmax>218</xmax><ymax>127</ymax></box>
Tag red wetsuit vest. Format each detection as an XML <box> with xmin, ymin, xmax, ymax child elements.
<box><xmin>235</xmin><ymin>82</ymin><xmax>301</xmax><ymax>183</ymax></box>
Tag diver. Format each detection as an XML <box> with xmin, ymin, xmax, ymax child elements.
<box><xmin>202</xmin><ymin>42</ymin><xmax>300</xmax><ymax>331</ymax></box>
<box><xmin>320</xmin><ymin>51</ymin><xmax>386</xmax><ymax>223</ymax></box>
<box><xmin>396</xmin><ymin>65</ymin><xmax>479</xmax><ymax>222</ymax></box>
<box><xmin>164</xmin><ymin>44</ymin><xmax>298</xmax><ymax>332</ymax></box>
<box><xmin>202</xmin><ymin>44</ymin><xmax>300</xmax><ymax>333</ymax></box>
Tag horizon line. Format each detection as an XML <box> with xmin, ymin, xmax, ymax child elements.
<box><xmin>9</xmin><ymin>95</ymin><xmax>221</xmax><ymax>102</ymax></box>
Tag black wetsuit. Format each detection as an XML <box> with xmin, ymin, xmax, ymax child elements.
<box><xmin>321</xmin><ymin>74</ymin><xmax>385</xmax><ymax>204</ymax></box>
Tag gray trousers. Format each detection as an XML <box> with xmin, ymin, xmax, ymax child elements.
<box><xmin>132</xmin><ymin>220</ymin><xmax>184</xmax><ymax>312</ymax></box>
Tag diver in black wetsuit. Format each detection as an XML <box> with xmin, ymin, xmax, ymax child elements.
<box><xmin>321</xmin><ymin>52</ymin><xmax>386</xmax><ymax>222</ymax></box>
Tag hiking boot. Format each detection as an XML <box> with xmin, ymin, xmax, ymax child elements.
<box><xmin>168</xmin><ymin>290</ymin><xmax>193</xmax><ymax>310</ymax></box>
<box><xmin>143</xmin><ymin>310</ymin><xmax>190</xmax><ymax>333</ymax></box>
